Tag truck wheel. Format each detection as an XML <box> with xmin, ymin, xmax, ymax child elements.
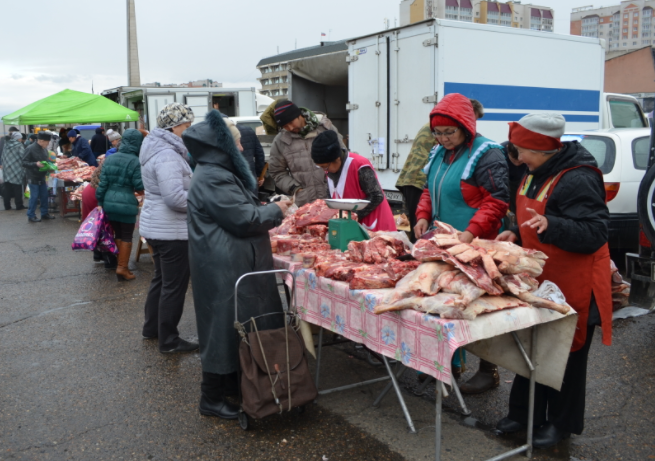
<box><xmin>638</xmin><ymin>164</ymin><xmax>655</xmax><ymax>246</ymax></box>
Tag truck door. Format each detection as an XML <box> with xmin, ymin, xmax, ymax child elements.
<box><xmin>146</xmin><ymin>94</ymin><xmax>176</xmax><ymax>131</ymax></box>
<box><xmin>184</xmin><ymin>94</ymin><xmax>210</xmax><ymax>125</ymax></box>
<box><xmin>385</xmin><ymin>24</ymin><xmax>438</xmax><ymax>196</ymax></box>
<box><xmin>348</xmin><ymin>35</ymin><xmax>389</xmax><ymax>175</ymax></box>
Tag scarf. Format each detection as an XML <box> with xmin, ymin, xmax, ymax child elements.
<box><xmin>298</xmin><ymin>108</ymin><xmax>320</xmax><ymax>138</ymax></box>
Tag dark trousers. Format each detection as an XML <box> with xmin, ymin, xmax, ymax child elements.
<box><xmin>109</xmin><ymin>221</ymin><xmax>136</xmax><ymax>243</ymax></box>
<box><xmin>27</xmin><ymin>183</ymin><xmax>49</xmax><ymax>218</ymax></box>
<box><xmin>202</xmin><ymin>371</ymin><xmax>238</xmax><ymax>400</ymax></box>
<box><xmin>507</xmin><ymin>325</ymin><xmax>595</xmax><ymax>435</ymax></box>
<box><xmin>3</xmin><ymin>182</ymin><xmax>24</xmax><ymax>210</ymax></box>
<box><xmin>398</xmin><ymin>185</ymin><xmax>424</xmax><ymax>243</ymax></box>
<box><xmin>142</xmin><ymin>239</ymin><xmax>190</xmax><ymax>350</ymax></box>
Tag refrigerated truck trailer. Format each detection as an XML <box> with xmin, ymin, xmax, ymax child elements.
<box><xmin>100</xmin><ymin>86</ymin><xmax>274</xmax><ymax>131</ymax></box>
<box><xmin>287</xmin><ymin>19</ymin><xmax>618</xmax><ymax>200</ymax></box>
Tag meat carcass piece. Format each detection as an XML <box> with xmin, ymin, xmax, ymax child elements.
<box><xmin>271</xmin><ymin>213</ymin><xmax>298</xmax><ymax>235</ymax></box>
<box><xmin>295</xmin><ymin>200</ymin><xmax>340</xmax><ymax>228</ymax></box>
<box><xmin>497</xmin><ymin>257</ymin><xmax>544</xmax><ymax>277</ymax></box>
<box><xmin>374</xmin><ymin>296</ymin><xmax>425</xmax><ymax>314</ymax></box>
<box><xmin>515</xmin><ymin>291</ymin><xmax>570</xmax><ymax>315</ymax></box>
<box><xmin>481</xmin><ymin>253</ymin><xmax>502</xmax><ymax>280</ymax></box>
<box><xmin>471</xmin><ymin>238</ymin><xmax>548</xmax><ymax>261</ymax></box>
<box><xmin>455</xmin><ymin>248</ymin><xmax>483</xmax><ymax>264</ymax></box>
<box><xmin>382</xmin><ymin>259</ymin><xmax>421</xmax><ymax>282</ymax></box>
<box><xmin>350</xmin><ymin>269</ymin><xmax>397</xmax><ymax>290</ymax></box>
<box><xmin>447</xmin><ymin>244</ymin><xmax>472</xmax><ymax>256</ymax></box>
<box><xmin>374</xmin><ymin>293</ymin><xmax>462</xmax><ymax>315</ymax></box>
<box><xmin>437</xmin><ymin>270</ymin><xmax>487</xmax><ymax>306</ymax></box>
<box><xmin>407</xmin><ymin>262</ymin><xmax>456</xmax><ymax>296</ymax></box>
<box><xmin>307</xmin><ymin>224</ymin><xmax>328</xmax><ymax>240</ymax></box>
<box><xmin>440</xmin><ymin>295</ymin><xmax>529</xmax><ymax>320</ymax></box>
<box><xmin>347</xmin><ymin>241</ymin><xmax>365</xmax><ymax>262</ymax></box>
<box><xmin>378</xmin><ymin>269</ymin><xmax>422</xmax><ymax>306</ymax></box>
<box><xmin>433</xmin><ymin>221</ymin><xmax>460</xmax><ymax>235</ymax></box>
<box><xmin>412</xmin><ymin>239</ymin><xmax>451</xmax><ymax>261</ymax></box>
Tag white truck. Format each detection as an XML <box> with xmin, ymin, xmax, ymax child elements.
<box><xmin>286</xmin><ymin>19</ymin><xmax>647</xmax><ymax>201</ymax></box>
<box><xmin>101</xmin><ymin>86</ymin><xmax>274</xmax><ymax>131</ymax></box>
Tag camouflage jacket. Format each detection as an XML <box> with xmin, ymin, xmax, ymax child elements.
<box><xmin>395</xmin><ymin>123</ymin><xmax>435</xmax><ymax>190</ymax></box>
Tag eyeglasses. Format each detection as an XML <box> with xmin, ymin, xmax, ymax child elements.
<box><xmin>432</xmin><ymin>128</ymin><xmax>459</xmax><ymax>139</ymax></box>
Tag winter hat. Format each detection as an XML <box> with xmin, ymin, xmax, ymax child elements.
<box><xmin>429</xmin><ymin>93</ymin><xmax>477</xmax><ymax>146</ymax></box>
<box><xmin>8</xmin><ymin>126</ymin><xmax>18</xmax><ymax>132</ymax></box>
<box><xmin>274</xmin><ymin>100</ymin><xmax>302</xmax><ymax>127</ymax></box>
<box><xmin>508</xmin><ymin>113</ymin><xmax>565</xmax><ymax>152</ymax></box>
<box><xmin>37</xmin><ymin>132</ymin><xmax>52</xmax><ymax>141</ymax></box>
<box><xmin>67</xmin><ymin>129</ymin><xmax>78</xmax><ymax>138</ymax></box>
<box><xmin>224</xmin><ymin>117</ymin><xmax>241</xmax><ymax>142</ymax></box>
<box><xmin>28</xmin><ymin>134</ymin><xmax>37</xmax><ymax>140</ymax></box>
<box><xmin>156</xmin><ymin>102</ymin><xmax>195</xmax><ymax>130</ymax></box>
<box><xmin>311</xmin><ymin>130</ymin><xmax>342</xmax><ymax>164</ymax></box>
<box><xmin>107</xmin><ymin>130</ymin><xmax>122</xmax><ymax>142</ymax></box>
<box><xmin>10</xmin><ymin>132</ymin><xmax>22</xmax><ymax>140</ymax></box>
<box><xmin>430</xmin><ymin>115</ymin><xmax>459</xmax><ymax>129</ymax></box>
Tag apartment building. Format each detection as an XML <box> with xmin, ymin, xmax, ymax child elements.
<box><xmin>571</xmin><ymin>1</ymin><xmax>655</xmax><ymax>52</ymax></box>
<box><xmin>400</xmin><ymin>0</ymin><xmax>554</xmax><ymax>31</ymax></box>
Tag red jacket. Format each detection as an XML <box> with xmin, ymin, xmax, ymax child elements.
<box><xmin>81</xmin><ymin>185</ymin><xmax>98</xmax><ymax>222</ymax></box>
<box><xmin>416</xmin><ymin>94</ymin><xmax>509</xmax><ymax>238</ymax></box>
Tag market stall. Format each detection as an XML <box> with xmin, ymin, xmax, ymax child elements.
<box><xmin>268</xmin><ymin>199</ymin><xmax>578</xmax><ymax>461</ymax></box>
<box><xmin>51</xmin><ymin>157</ymin><xmax>96</xmax><ymax>217</ymax></box>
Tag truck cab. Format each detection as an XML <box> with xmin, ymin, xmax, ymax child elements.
<box><xmin>601</xmin><ymin>93</ymin><xmax>648</xmax><ymax>130</ymax></box>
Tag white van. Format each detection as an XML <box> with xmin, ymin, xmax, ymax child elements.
<box><xmin>562</xmin><ymin>127</ymin><xmax>651</xmax><ymax>250</ymax></box>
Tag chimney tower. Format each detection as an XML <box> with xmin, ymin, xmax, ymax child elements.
<box><xmin>126</xmin><ymin>0</ymin><xmax>141</xmax><ymax>86</ymax></box>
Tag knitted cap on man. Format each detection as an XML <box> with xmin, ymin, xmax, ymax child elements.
<box><xmin>274</xmin><ymin>100</ymin><xmax>302</xmax><ymax>128</ymax></box>
<box><xmin>508</xmin><ymin>113</ymin><xmax>565</xmax><ymax>151</ymax></box>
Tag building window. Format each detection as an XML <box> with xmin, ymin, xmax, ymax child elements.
<box><xmin>623</xmin><ymin>28</ymin><xmax>628</xmax><ymax>33</ymax></box>
<box><xmin>282</xmin><ymin>89</ymin><xmax>288</xmax><ymax>95</ymax></box>
<box><xmin>282</xmin><ymin>76</ymin><xmax>288</xmax><ymax>83</ymax></box>
<box><xmin>623</xmin><ymin>42</ymin><xmax>627</xmax><ymax>45</ymax></box>
<box><xmin>634</xmin><ymin>41</ymin><xmax>638</xmax><ymax>45</ymax></box>
<box><xmin>634</xmin><ymin>12</ymin><xmax>639</xmax><ymax>17</ymax></box>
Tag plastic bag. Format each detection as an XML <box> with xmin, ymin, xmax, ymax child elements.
<box><xmin>532</xmin><ymin>280</ymin><xmax>567</xmax><ymax>305</ymax></box>
<box><xmin>269</xmin><ymin>194</ymin><xmax>298</xmax><ymax>216</ymax></box>
<box><xmin>71</xmin><ymin>207</ymin><xmax>104</xmax><ymax>251</ymax></box>
<box><xmin>96</xmin><ymin>218</ymin><xmax>118</xmax><ymax>254</ymax></box>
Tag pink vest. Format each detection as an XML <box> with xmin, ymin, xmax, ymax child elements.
<box><xmin>327</xmin><ymin>153</ymin><xmax>397</xmax><ymax>232</ymax></box>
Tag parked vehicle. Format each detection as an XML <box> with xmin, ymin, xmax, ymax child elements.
<box><xmin>74</xmin><ymin>125</ymin><xmax>102</xmax><ymax>142</ymax></box>
<box><xmin>100</xmin><ymin>87</ymin><xmax>274</xmax><ymax>131</ymax></box>
<box><xmin>562</xmin><ymin>128</ymin><xmax>651</xmax><ymax>250</ymax></box>
<box><xmin>283</xmin><ymin>19</ymin><xmax>646</xmax><ymax>202</ymax></box>
<box><xmin>232</xmin><ymin>116</ymin><xmax>265</xmax><ymax>135</ymax></box>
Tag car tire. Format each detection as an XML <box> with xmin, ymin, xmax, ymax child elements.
<box><xmin>637</xmin><ymin>164</ymin><xmax>655</xmax><ymax>245</ymax></box>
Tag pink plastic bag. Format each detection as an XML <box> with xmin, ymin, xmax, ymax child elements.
<box><xmin>97</xmin><ymin>218</ymin><xmax>118</xmax><ymax>254</ymax></box>
<box><xmin>72</xmin><ymin>207</ymin><xmax>104</xmax><ymax>251</ymax></box>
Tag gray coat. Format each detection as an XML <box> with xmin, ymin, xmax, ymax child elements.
<box><xmin>139</xmin><ymin>128</ymin><xmax>192</xmax><ymax>241</ymax></box>
<box><xmin>268</xmin><ymin>113</ymin><xmax>345</xmax><ymax>207</ymax></box>
<box><xmin>184</xmin><ymin>110</ymin><xmax>284</xmax><ymax>375</ymax></box>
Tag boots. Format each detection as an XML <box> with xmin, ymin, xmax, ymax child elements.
<box><xmin>116</xmin><ymin>240</ymin><xmax>135</xmax><ymax>281</ymax></box>
<box><xmin>459</xmin><ymin>359</ymin><xmax>499</xmax><ymax>394</ymax></box>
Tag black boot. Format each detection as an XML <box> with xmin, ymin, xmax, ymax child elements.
<box><xmin>93</xmin><ymin>249</ymin><xmax>103</xmax><ymax>262</ymax></box>
<box><xmin>496</xmin><ymin>417</ymin><xmax>526</xmax><ymax>433</ymax></box>
<box><xmin>103</xmin><ymin>252</ymin><xmax>117</xmax><ymax>269</ymax></box>
<box><xmin>199</xmin><ymin>394</ymin><xmax>239</xmax><ymax>419</ymax></box>
<box><xmin>459</xmin><ymin>359</ymin><xmax>500</xmax><ymax>394</ymax></box>
<box><xmin>200</xmin><ymin>372</ymin><xmax>239</xmax><ymax>419</ymax></box>
<box><xmin>532</xmin><ymin>422</ymin><xmax>570</xmax><ymax>449</ymax></box>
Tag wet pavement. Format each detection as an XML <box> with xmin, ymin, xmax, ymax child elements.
<box><xmin>1</xmin><ymin>207</ymin><xmax>654</xmax><ymax>460</ymax></box>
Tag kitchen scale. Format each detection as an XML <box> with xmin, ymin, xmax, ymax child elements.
<box><xmin>325</xmin><ymin>199</ymin><xmax>371</xmax><ymax>251</ymax></box>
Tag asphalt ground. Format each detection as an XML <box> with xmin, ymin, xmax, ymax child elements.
<box><xmin>1</xmin><ymin>204</ymin><xmax>654</xmax><ymax>460</ymax></box>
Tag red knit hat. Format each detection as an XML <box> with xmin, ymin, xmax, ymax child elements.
<box><xmin>430</xmin><ymin>114</ymin><xmax>459</xmax><ymax>129</ymax></box>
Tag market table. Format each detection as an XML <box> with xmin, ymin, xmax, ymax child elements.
<box><xmin>273</xmin><ymin>254</ymin><xmax>578</xmax><ymax>461</ymax></box>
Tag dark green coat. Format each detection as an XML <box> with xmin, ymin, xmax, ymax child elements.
<box><xmin>96</xmin><ymin>129</ymin><xmax>145</xmax><ymax>223</ymax></box>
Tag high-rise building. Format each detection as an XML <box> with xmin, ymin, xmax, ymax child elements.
<box><xmin>399</xmin><ymin>0</ymin><xmax>554</xmax><ymax>31</ymax></box>
<box><xmin>571</xmin><ymin>1</ymin><xmax>655</xmax><ymax>53</ymax></box>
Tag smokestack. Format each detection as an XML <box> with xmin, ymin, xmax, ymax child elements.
<box><xmin>126</xmin><ymin>0</ymin><xmax>141</xmax><ymax>86</ymax></box>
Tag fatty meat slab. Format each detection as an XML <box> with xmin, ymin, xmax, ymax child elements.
<box><xmin>373</xmin><ymin>292</ymin><xmax>463</xmax><ymax>315</ymax></box>
<box><xmin>347</xmin><ymin>235</ymin><xmax>408</xmax><ymax>264</ymax></box>
<box><xmin>439</xmin><ymin>295</ymin><xmax>529</xmax><ymax>320</ymax></box>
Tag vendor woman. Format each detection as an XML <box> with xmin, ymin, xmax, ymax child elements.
<box><xmin>495</xmin><ymin>113</ymin><xmax>612</xmax><ymax>448</ymax></box>
<box><xmin>414</xmin><ymin>93</ymin><xmax>510</xmax><ymax>391</ymax></box>
<box><xmin>311</xmin><ymin>130</ymin><xmax>396</xmax><ymax>232</ymax></box>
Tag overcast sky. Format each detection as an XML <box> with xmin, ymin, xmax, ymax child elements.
<box><xmin>0</xmin><ymin>0</ymin><xmax>624</xmax><ymax>119</ymax></box>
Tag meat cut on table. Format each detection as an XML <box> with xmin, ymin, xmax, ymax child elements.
<box><xmin>53</xmin><ymin>166</ymin><xmax>96</xmax><ymax>182</ymax></box>
<box><xmin>347</xmin><ymin>235</ymin><xmax>407</xmax><ymax>264</ymax></box>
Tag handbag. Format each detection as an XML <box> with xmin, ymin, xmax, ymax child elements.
<box><xmin>96</xmin><ymin>217</ymin><xmax>118</xmax><ymax>254</ymax></box>
<box><xmin>237</xmin><ymin>314</ymin><xmax>318</xmax><ymax>419</ymax></box>
<box><xmin>71</xmin><ymin>207</ymin><xmax>104</xmax><ymax>251</ymax></box>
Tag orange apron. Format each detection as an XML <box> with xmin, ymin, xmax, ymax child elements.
<box><xmin>517</xmin><ymin>166</ymin><xmax>612</xmax><ymax>352</ymax></box>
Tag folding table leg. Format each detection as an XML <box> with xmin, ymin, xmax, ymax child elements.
<box><xmin>449</xmin><ymin>376</ymin><xmax>472</xmax><ymax>416</ymax></box>
<box><xmin>435</xmin><ymin>380</ymin><xmax>443</xmax><ymax>461</ymax></box>
<box><xmin>314</xmin><ymin>327</ymin><xmax>324</xmax><ymax>390</ymax></box>
<box><xmin>527</xmin><ymin>326</ymin><xmax>538</xmax><ymax>459</ymax></box>
<box><xmin>372</xmin><ymin>362</ymin><xmax>407</xmax><ymax>407</ymax></box>
<box><xmin>381</xmin><ymin>356</ymin><xmax>416</xmax><ymax>434</ymax></box>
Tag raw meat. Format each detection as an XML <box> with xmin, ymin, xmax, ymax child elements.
<box><xmin>437</xmin><ymin>270</ymin><xmax>487</xmax><ymax>306</ymax></box>
<box><xmin>347</xmin><ymin>236</ymin><xmax>407</xmax><ymax>264</ymax></box>
<box><xmin>307</xmin><ymin>224</ymin><xmax>328</xmax><ymax>240</ymax></box>
<box><xmin>295</xmin><ymin>200</ymin><xmax>339</xmax><ymax>228</ymax></box>
<box><xmin>407</xmin><ymin>262</ymin><xmax>455</xmax><ymax>296</ymax></box>
<box><xmin>350</xmin><ymin>271</ymin><xmax>397</xmax><ymax>290</ymax></box>
<box><xmin>439</xmin><ymin>296</ymin><xmax>529</xmax><ymax>320</ymax></box>
<box><xmin>471</xmin><ymin>238</ymin><xmax>548</xmax><ymax>261</ymax></box>
<box><xmin>515</xmin><ymin>292</ymin><xmax>570</xmax><ymax>315</ymax></box>
<box><xmin>497</xmin><ymin>257</ymin><xmax>544</xmax><ymax>277</ymax></box>
<box><xmin>374</xmin><ymin>293</ymin><xmax>462</xmax><ymax>315</ymax></box>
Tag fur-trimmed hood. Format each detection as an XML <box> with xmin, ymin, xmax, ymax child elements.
<box><xmin>182</xmin><ymin>110</ymin><xmax>257</xmax><ymax>191</ymax></box>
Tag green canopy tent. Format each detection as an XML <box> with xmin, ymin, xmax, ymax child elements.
<box><xmin>2</xmin><ymin>89</ymin><xmax>139</xmax><ymax>125</ymax></box>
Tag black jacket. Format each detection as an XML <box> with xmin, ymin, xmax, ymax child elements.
<box><xmin>512</xmin><ymin>141</ymin><xmax>609</xmax><ymax>254</ymax></box>
<box><xmin>236</xmin><ymin>124</ymin><xmax>265</xmax><ymax>178</ymax></box>
<box><xmin>90</xmin><ymin>128</ymin><xmax>107</xmax><ymax>156</ymax></box>
<box><xmin>183</xmin><ymin>109</ymin><xmax>284</xmax><ymax>375</ymax></box>
<box><xmin>22</xmin><ymin>143</ymin><xmax>49</xmax><ymax>183</ymax></box>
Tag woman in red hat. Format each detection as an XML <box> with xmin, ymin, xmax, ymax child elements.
<box><xmin>495</xmin><ymin>113</ymin><xmax>612</xmax><ymax>449</ymax></box>
<box><xmin>414</xmin><ymin>93</ymin><xmax>510</xmax><ymax>389</ymax></box>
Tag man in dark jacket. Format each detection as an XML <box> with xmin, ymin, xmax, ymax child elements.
<box><xmin>23</xmin><ymin>133</ymin><xmax>56</xmax><ymax>222</ymax></box>
<box><xmin>183</xmin><ymin>109</ymin><xmax>289</xmax><ymax>420</ymax></box>
<box><xmin>235</xmin><ymin>124</ymin><xmax>265</xmax><ymax>185</ymax></box>
<box><xmin>68</xmin><ymin>130</ymin><xmax>98</xmax><ymax>167</ymax></box>
<box><xmin>90</xmin><ymin>127</ymin><xmax>107</xmax><ymax>158</ymax></box>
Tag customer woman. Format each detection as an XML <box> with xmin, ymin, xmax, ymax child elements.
<box><xmin>413</xmin><ymin>93</ymin><xmax>510</xmax><ymax>391</ymax></box>
<box><xmin>139</xmin><ymin>103</ymin><xmax>198</xmax><ymax>354</ymax></box>
<box><xmin>184</xmin><ymin>109</ymin><xmax>290</xmax><ymax>419</ymax></box>
<box><xmin>95</xmin><ymin>129</ymin><xmax>145</xmax><ymax>280</ymax></box>
<box><xmin>495</xmin><ymin>113</ymin><xmax>612</xmax><ymax>449</ymax></box>
<box><xmin>82</xmin><ymin>164</ymin><xmax>115</xmax><ymax>268</ymax></box>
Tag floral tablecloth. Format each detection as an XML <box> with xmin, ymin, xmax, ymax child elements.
<box><xmin>273</xmin><ymin>255</ymin><xmax>577</xmax><ymax>387</ymax></box>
